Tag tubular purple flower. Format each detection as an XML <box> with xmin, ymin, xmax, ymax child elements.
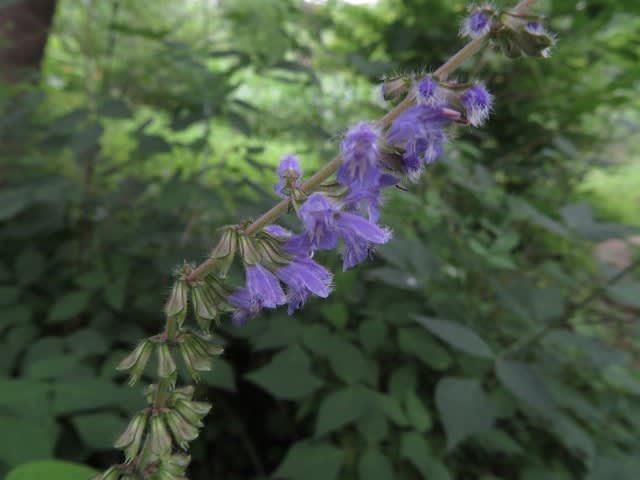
<box><xmin>298</xmin><ymin>194</ymin><xmax>339</xmax><ymax>250</ymax></box>
<box><xmin>346</xmin><ymin>174</ymin><xmax>398</xmax><ymax>222</ymax></box>
<box><xmin>264</xmin><ymin>224</ymin><xmax>292</xmax><ymax>238</ymax></box>
<box><xmin>387</xmin><ymin>102</ymin><xmax>455</xmax><ymax>178</ymax></box>
<box><xmin>337</xmin><ymin>122</ymin><xmax>381</xmax><ymax>189</ymax></box>
<box><xmin>335</xmin><ymin>211</ymin><xmax>391</xmax><ymax>270</ymax></box>
<box><xmin>460</xmin><ymin>84</ymin><xmax>493</xmax><ymax>127</ymax></box>
<box><xmin>462</xmin><ymin>10</ymin><xmax>492</xmax><ymax>38</ymax></box>
<box><xmin>275</xmin><ymin>257</ymin><xmax>333</xmax><ymax>314</ymax></box>
<box><xmin>417</xmin><ymin>77</ymin><xmax>440</xmax><ymax>105</ymax></box>
<box><xmin>246</xmin><ymin>264</ymin><xmax>286</xmax><ymax>308</ymax></box>
<box><xmin>227</xmin><ymin>288</ymin><xmax>260</xmax><ymax>326</ymax></box>
<box><xmin>275</xmin><ymin>154</ymin><xmax>302</xmax><ymax>197</ymax></box>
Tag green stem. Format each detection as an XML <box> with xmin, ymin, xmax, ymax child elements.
<box><xmin>186</xmin><ymin>0</ymin><xmax>537</xmax><ymax>284</ymax></box>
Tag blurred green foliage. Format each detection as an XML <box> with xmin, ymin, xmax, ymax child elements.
<box><xmin>2</xmin><ymin>0</ymin><xmax>640</xmax><ymax>479</ymax></box>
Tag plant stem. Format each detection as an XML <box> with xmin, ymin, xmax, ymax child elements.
<box><xmin>186</xmin><ymin>0</ymin><xmax>537</xmax><ymax>284</ymax></box>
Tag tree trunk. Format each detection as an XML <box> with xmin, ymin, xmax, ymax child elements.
<box><xmin>0</xmin><ymin>0</ymin><xmax>58</xmax><ymax>82</ymax></box>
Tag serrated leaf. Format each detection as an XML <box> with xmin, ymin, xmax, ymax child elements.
<box><xmin>413</xmin><ymin>315</ymin><xmax>493</xmax><ymax>358</ymax></box>
<box><xmin>397</xmin><ymin>327</ymin><xmax>452</xmax><ymax>370</ymax></box>
<box><xmin>326</xmin><ymin>337</ymin><xmax>369</xmax><ymax>384</ymax></box>
<box><xmin>274</xmin><ymin>441</ymin><xmax>343</xmax><ymax>480</ymax></box>
<box><xmin>315</xmin><ymin>386</ymin><xmax>372</xmax><ymax>437</ymax></box>
<box><xmin>246</xmin><ymin>345</ymin><xmax>322</xmax><ymax>399</ymax></box>
<box><xmin>495</xmin><ymin>360</ymin><xmax>557</xmax><ymax>419</ymax></box>
<box><xmin>435</xmin><ymin>377</ymin><xmax>497</xmax><ymax>449</ymax></box>
<box><xmin>359</xmin><ymin>449</ymin><xmax>393</xmax><ymax>480</ymax></box>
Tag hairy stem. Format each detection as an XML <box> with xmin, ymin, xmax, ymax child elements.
<box><xmin>186</xmin><ymin>0</ymin><xmax>537</xmax><ymax>285</ymax></box>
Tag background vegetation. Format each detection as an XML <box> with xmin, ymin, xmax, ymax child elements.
<box><xmin>2</xmin><ymin>0</ymin><xmax>640</xmax><ymax>479</ymax></box>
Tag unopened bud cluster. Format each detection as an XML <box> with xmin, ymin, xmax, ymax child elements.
<box><xmin>95</xmin><ymin>3</ymin><xmax>554</xmax><ymax>478</ymax></box>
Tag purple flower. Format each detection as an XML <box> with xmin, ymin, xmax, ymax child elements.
<box><xmin>228</xmin><ymin>288</ymin><xmax>260</xmax><ymax>326</ymax></box>
<box><xmin>275</xmin><ymin>154</ymin><xmax>302</xmax><ymax>197</ymax></box>
<box><xmin>462</xmin><ymin>10</ymin><xmax>491</xmax><ymax>38</ymax></box>
<box><xmin>460</xmin><ymin>84</ymin><xmax>493</xmax><ymax>127</ymax></box>
<box><xmin>264</xmin><ymin>224</ymin><xmax>291</xmax><ymax>238</ymax></box>
<box><xmin>296</xmin><ymin>193</ymin><xmax>392</xmax><ymax>269</ymax></box>
<box><xmin>417</xmin><ymin>77</ymin><xmax>440</xmax><ymax>105</ymax></box>
<box><xmin>246</xmin><ymin>264</ymin><xmax>286</xmax><ymax>308</ymax></box>
<box><xmin>298</xmin><ymin>194</ymin><xmax>339</xmax><ymax>250</ymax></box>
<box><xmin>275</xmin><ymin>257</ymin><xmax>333</xmax><ymax>314</ymax></box>
<box><xmin>346</xmin><ymin>174</ymin><xmax>398</xmax><ymax>222</ymax></box>
<box><xmin>387</xmin><ymin>103</ymin><xmax>456</xmax><ymax>179</ymax></box>
<box><xmin>337</xmin><ymin>122</ymin><xmax>381</xmax><ymax>189</ymax></box>
<box><xmin>335</xmin><ymin>211</ymin><xmax>392</xmax><ymax>270</ymax></box>
<box><xmin>524</xmin><ymin>21</ymin><xmax>542</xmax><ymax>34</ymax></box>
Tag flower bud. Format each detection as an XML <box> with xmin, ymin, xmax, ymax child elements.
<box><xmin>238</xmin><ymin>234</ymin><xmax>262</xmax><ymax>265</ymax></box>
<box><xmin>150</xmin><ymin>415</ymin><xmax>173</xmax><ymax>456</ymax></box>
<box><xmin>174</xmin><ymin>399</ymin><xmax>211</xmax><ymax>427</ymax></box>
<box><xmin>190</xmin><ymin>282</ymin><xmax>218</xmax><ymax>332</ymax></box>
<box><xmin>156</xmin><ymin>343</ymin><xmax>177</xmax><ymax>381</ymax></box>
<box><xmin>255</xmin><ymin>236</ymin><xmax>292</xmax><ymax>270</ymax></box>
<box><xmin>114</xmin><ymin>413</ymin><xmax>148</xmax><ymax>462</ymax></box>
<box><xmin>178</xmin><ymin>335</ymin><xmax>213</xmax><ymax>381</ymax></box>
<box><xmin>117</xmin><ymin>340</ymin><xmax>154</xmax><ymax>386</ymax></box>
<box><xmin>92</xmin><ymin>466</ymin><xmax>121</xmax><ymax>480</ymax></box>
<box><xmin>164</xmin><ymin>277</ymin><xmax>189</xmax><ymax>327</ymax></box>
<box><xmin>209</xmin><ymin>227</ymin><xmax>238</xmax><ymax>278</ymax></box>
<box><xmin>164</xmin><ymin>454</ymin><xmax>191</xmax><ymax>476</ymax></box>
<box><xmin>204</xmin><ymin>275</ymin><xmax>234</xmax><ymax>313</ymax></box>
<box><xmin>380</xmin><ymin>74</ymin><xmax>413</xmax><ymax>101</ymax></box>
<box><xmin>165</xmin><ymin>410</ymin><xmax>200</xmax><ymax>450</ymax></box>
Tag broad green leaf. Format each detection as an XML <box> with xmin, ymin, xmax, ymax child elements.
<box><xmin>375</xmin><ymin>393</ymin><xmax>409</xmax><ymax>427</ymax></box>
<box><xmin>405</xmin><ymin>391</ymin><xmax>432</xmax><ymax>433</ymax></box>
<box><xmin>252</xmin><ymin>316</ymin><xmax>302</xmax><ymax>351</ymax></box>
<box><xmin>97</xmin><ymin>98</ymin><xmax>132</xmax><ymax>118</ymax></box>
<box><xmin>47</xmin><ymin>290</ymin><xmax>92</xmax><ymax>324</ymax></box>
<box><xmin>246</xmin><ymin>345</ymin><xmax>322</xmax><ymax>399</ymax></box>
<box><xmin>6</xmin><ymin>460</ymin><xmax>97</xmax><ymax>480</ymax></box>
<box><xmin>273</xmin><ymin>441</ymin><xmax>343</xmax><ymax>480</ymax></box>
<box><xmin>359</xmin><ymin>448</ymin><xmax>394</xmax><ymax>480</ymax></box>
<box><xmin>66</xmin><ymin>329</ymin><xmax>110</xmax><ymax>356</ymax></box>
<box><xmin>201</xmin><ymin>358</ymin><xmax>237</xmax><ymax>392</ymax></box>
<box><xmin>315</xmin><ymin>386</ymin><xmax>372</xmax><ymax>437</ymax></box>
<box><xmin>71</xmin><ymin>412</ymin><xmax>128</xmax><ymax>450</ymax></box>
<box><xmin>400</xmin><ymin>432</ymin><xmax>451</xmax><ymax>480</ymax></box>
<box><xmin>388</xmin><ymin>366</ymin><xmax>417</xmax><ymax>399</ymax></box>
<box><xmin>0</xmin><ymin>416</ymin><xmax>57</xmax><ymax>466</ymax></box>
<box><xmin>321</xmin><ymin>302</ymin><xmax>349</xmax><ymax>329</ymax></box>
<box><xmin>327</xmin><ymin>337</ymin><xmax>369</xmax><ymax>384</ymax></box>
<box><xmin>52</xmin><ymin>379</ymin><xmax>121</xmax><ymax>414</ymax></box>
<box><xmin>413</xmin><ymin>315</ymin><xmax>494</xmax><ymax>358</ymax></box>
<box><xmin>0</xmin><ymin>379</ymin><xmax>52</xmax><ymax>418</ymax></box>
<box><xmin>358</xmin><ymin>319</ymin><xmax>387</xmax><ymax>353</ymax></box>
<box><xmin>472</xmin><ymin>429</ymin><xmax>524</xmax><ymax>455</ymax></box>
<box><xmin>435</xmin><ymin>377</ymin><xmax>497</xmax><ymax>449</ymax></box>
<box><xmin>397</xmin><ymin>327</ymin><xmax>452</xmax><ymax>370</ymax></box>
<box><xmin>25</xmin><ymin>354</ymin><xmax>93</xmax><ymax>380</ymax></box>
<box><xmin>356</xmin><ymin>411</ymin><xmax>389</xmax><ymax>445</ymax></box>
<box><xmin>495</xmin><ymin>360</ymin><xmax>557</xmax><ymax>419</ymax></box>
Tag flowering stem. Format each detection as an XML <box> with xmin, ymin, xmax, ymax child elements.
<box><xmin>186</xmin><ymin>0</ymin><xmax>537</xmax><ymax>284</ymax></box>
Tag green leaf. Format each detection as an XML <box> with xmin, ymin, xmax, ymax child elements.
<box><xmin>97</xmin><ymin>98</ymin><xmax>132</xmax><ymax>118</ymax></box>
<box><xmin>375</xmin><ymin>393</ymin><xmax>409</xmax><ymax>427</ymax></box>
<box><xmin>246</xmin><ymin>345</ymin><xmax>322</xmax><ymax>399</ymax></box>
<box><xmin>25</xmin><ymin>354</ymin><xmax>93</xmax><ymax>380</ymax></box>
<box><xmin>359</xmin><ymin>448</ymin><xmax>394</xmax><ymax>480</ymax></box>
<box><xmin>65</xmin><ymin>329</ymin><xmax>110</xmax><ymax>356</ymax></box>
<box><xmin>315</xmin><ymin>386</ymin><xmax>372</xmax><ymax>437</ymax></box>
<box><xmin>14</xmin><ymin>247</ymin><xmax>46</xmax><ymax>286</ymax></box>
<box><xmin>413</xmin><ymin>315</ymin><xmax>494</xmax><ymax>358</ymax></box>
<box><xmin>472</xmin><ymin>429</ymin><xmax>524</xmax><ymax>455</ymax></box>
<box><xmin>400</xmin><ymin>432</ymin><xmax>451</xmax><ymax>480</ymax></box>
<box><xmin>133</xmin><ymin>134</ymin><xmax>172</xmax><ymax>158</ymax></box>
<box><xmin>356</xmin><ymin>411</ymin><xmax>389</xmax><ymax>445</ymax></box>
<box><xmin>201</xmin><ymin>358</ymin><xmax>236</xmax><ymax>392</ymax></box>
<box><xmin>52</xmin><ymin>379</ymin><xmax>121</xmax><ymax>414</ymax></box>
<box><xmin>252</xmin><ymin>316</ymin><xmax>301</xmax><ymax>351</ymax></box>
<box><xmin>0</xmin><ymin>379</ymin><xmax>52</xmax><ymax>418</ymax></box>
<box><xmin>397</xmin><ymin>327</ymin><xmax>453</xmax><ymax>370</ymax></box>
<box><xmin>0</xmin><ymin>416</ymin><xmax>57</xmax><ymax>466</ymax></box>
<box><xmin>324</xmin><ymin>336</ymin><xmax>368</xmax><ymax>384</ymax></box>
<box><xmin>358</xmin><ymin>319</ymin><xmax>387</xmax><ymax>353</ymax></box>
<box><xmin>321</xmin><ymin>302</ymin><xmax>349</xmax><ymax>329</ymax></box>
<box><xmin>71</xmin><ymin>412</ymin><xmax>128</xmax><ymax>450</ymax></box>
<box><xmin>495</xmin><ymin>360</ymin><xmax>557</xmax><ymax>419</ymax></box>
<box><xmin>47</xmin><ymin>290</ymin><xmax>92</xmax><ymax>324</ymax></box>
<box><xmin>273</xmin><ymin>441</ymin><xmax>343</xmax><ymax>480</ymax></box>
<box><xmin>435</xmin><ymin>377</ymin><xmax>497</xmax><ymax>449</ymax></box>
<box><xmin>6</xmin><ymin>460</ymin><xmax>97</xmax><ymax>480</ymax></box>
<box><xmin>405</xmin><ymin>391</ymin><xmax>432</xmax><ymax>433</ymax></box>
